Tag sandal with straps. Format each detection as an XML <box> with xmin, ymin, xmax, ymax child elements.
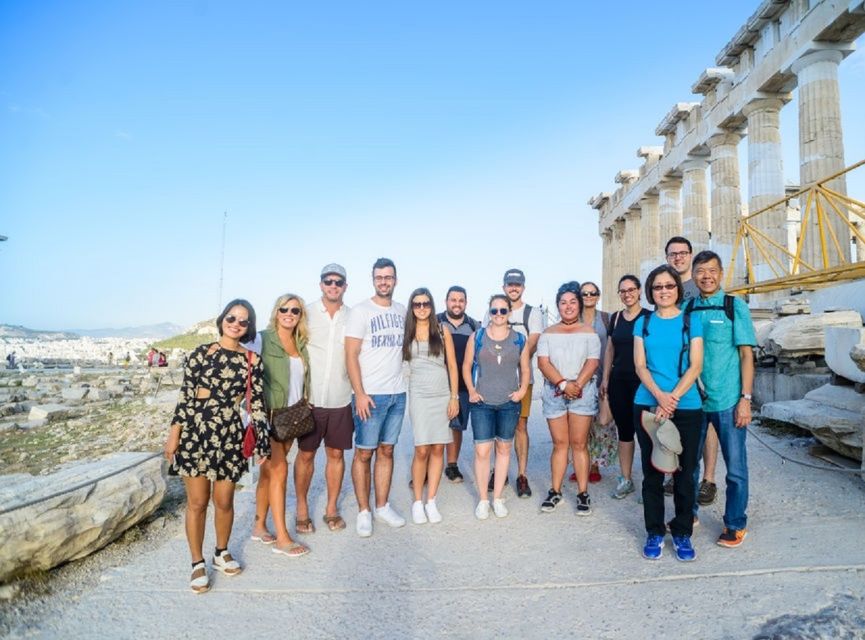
<box><xmin>190</xmin><ymin>561</ymin><xmax>210</xmax><ymax>594</ymax></box>
<box><xmin>213</xmin><ymin>550</ymin><xmax>242</xmax><ymax>576</ymax></box>
<box><xmin>295</xmin><ymin>517</ymin><xmax>315</xmax><ymax>534</ymax></box>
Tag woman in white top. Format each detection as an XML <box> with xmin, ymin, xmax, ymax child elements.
<box><xmin>537</xmin><ymin>281</ymin><xmax>601</xmax><ymax>516</ymax></box>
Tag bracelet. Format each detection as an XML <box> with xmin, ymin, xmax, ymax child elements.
<box><xmin>450</xmin><ymin>395</ymin><xmax>458</xmax><ymax>400</ymax></box>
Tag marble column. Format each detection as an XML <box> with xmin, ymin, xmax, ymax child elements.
<box><xmin>601</xmin><ymin>228</ymin><xmax>613</xmax><ymax>311</ymax></box>
<box><xmin>681</xmin><ymin>158</ymin><xmax>711</xmax><ymax>252</ymax></box>
<box><xmin>791</xmin><ymin>49</ymin><xmax>851</xmax><ymax>268</ymax></box>
<box><xmin>612</xmin><ymin>218</ymin><xmax>626</xmax><ymax>299</ymax></box>
<box><xmin>742</xmin><ymin>97</ymin><xmax>787</xmax><ymax>300</ymax></box>
<box><xmin>639</xmin><ymin>195</ymin><xmax>661</xmax><ymax>285</ymax></box>
<box><xmin>658</xmin><ymin>178</ymin><xmax>683</xmax><ymax>249</ymax></box>
<box><xmin>624</xmin><ymin>209</ymin><xmax>642</xmax><ymax>280</ymax></box>
<box><xmin>708</xmin><ymin>131</ymin><xmax>744</xmax><ymax>285</ymax></box>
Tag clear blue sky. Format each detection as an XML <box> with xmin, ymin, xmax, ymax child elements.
<box><xmin>2</xmin><ymin>1</ymin><xmax>864</xmax><ymax>330</ymax></box>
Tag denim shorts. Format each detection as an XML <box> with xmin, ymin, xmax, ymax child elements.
<box><xmin>541</xmin><ymin>378</ymin><xmax>599</xmax><ymax>419</ymax></box>
<box><xmin>470</xmin><ymin>400</ymin><xmax>521</xmax><ymax>443</ymax></box>
<box><xmin>449</xmin><ymin>390</ymin><xmax>470</xmax><ymax>432</ymax></box>
<box><xmin>352</xmin><ymin>393</ymin><xmax>406</xmax><ymax>449</ymax></box>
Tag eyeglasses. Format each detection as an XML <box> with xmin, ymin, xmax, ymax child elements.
<box><xmin>278</xmin><ymin>307</ymin><xmax>302</xmax><ymax>316</ymax></box>
<box><xmin>667</xmin><ymin>250</ymin><xmax>691</xmax><ymax>259</ymax></box>
<box><xmin>412</xmin><ymin>301</ymin><xmax>432</xmax><ymax>309</ymax></box>
<box><xmin>581</xmin><ymin>291</ymin><xmax>599</xmax><ymax>298</ymax></box>
<box><xmin>651</xmin><ymin>283</ymin><xmax>678</xmax><ymax>291</ymax></box>
<box><xmin>489</xmin><ymin>308</ymin><xmax>509</xmax><ymax>316</ymax></box>
<box><xmin>618</xmin><ymin>287</ymin><xmax>638</xmax><ymax>295</ymax></box>
<box><xmin>224</xmin><ymin>315</ymin><xmax>250</xmax><ymax>327</ymax></box>
<box><xmin>322</xmin><ymin>278</ymin><xmax>345</xmax><ymax>287</ymax></box>
<box><xmin>374</xmin><ymin>275</ymin><xmax>395</xmax><ymax>282</ymax></box>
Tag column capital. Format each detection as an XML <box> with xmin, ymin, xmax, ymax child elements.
<box><xmin>639</xmin><ymin>194</ymin><xmax>659</xmax><ymax>206</ymax></box>
<box><xmin>624</xmin><ymin>207</ymin><xmax>641</xmax><ymax>220</ymax></box>
<box><xmin>658</xmin><ymin>176</ymin><xmax>682</xmax><ymax>189</ymax></box>
<box><xmin>742</xmin><ymin>96</ymin><xmax>788</xmax><ymax>118</ymax></box>
<box><xmin>791</xmin><ymin>48</ymin><xmax>844</xmax><ymax>75</ymax></box>
<box><xmin>681</xmin><ymin>157</ymin><xmax>709</xmax><ymax>173</ymax></box>
<box><xmin>707</xmin><ymin>131</ymin><xmax>743</xmax><ymax>149</ymax></box>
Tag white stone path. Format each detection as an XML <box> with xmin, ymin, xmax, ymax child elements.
<box><xmin>12</xmin><ymin>404</ymin><xmax>865</xmax><ymax>639</ymax></box>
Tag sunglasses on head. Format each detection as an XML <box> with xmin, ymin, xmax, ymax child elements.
<box><xmin>651</xmin><ymin>283</ymin><xmax>677</xmax><ymax>291</ymax></box>
<box><xmin>489</xmin><ymin>308</ymin><xmax>509</xmax><ymax>316</ymax></box>
<box><xmin>278</xmin><ymin>307</ymin><xmax>302</xmax><ymax>316</ymax></box>
<box><xmin>412</xmin><ymin>301</ymin><xmax>432</xmax><ymax>309</ymax></box>
<box><xmin>322</xmin><ymin>278</ymin><xmax>345</xmax><ymax>287</ymax></box>
<box><xmin>224</xmin><ymin>315</ymin><xmax>250</xmax><ymax>327</ymax></box>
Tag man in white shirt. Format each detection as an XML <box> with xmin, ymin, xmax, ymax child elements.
<box><xmin>345</xmin><ymin>257</ymin><xmax>407</xmax><ymax>537</ymax></box>
<box><xmin>294</xmin><ymin>263</ymin><xmax>354</xmax><ymax>533</ymax></box>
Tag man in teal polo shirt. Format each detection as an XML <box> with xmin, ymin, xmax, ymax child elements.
<box><xmin>689</xmin><ymin>250</ymin><xmax>756</xmax><ymax>548</ymax></box>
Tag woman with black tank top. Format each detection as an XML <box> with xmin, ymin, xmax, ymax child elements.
<box><xmin>599</xmin><ymin>274</ymin><xmax>650</xmax><ymax>500</ymax></box>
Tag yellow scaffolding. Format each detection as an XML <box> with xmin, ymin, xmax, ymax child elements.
<box><xmin>726</xmin><ymin>159</ymin><xmax>865</xmax><ymax>295</ymax></box>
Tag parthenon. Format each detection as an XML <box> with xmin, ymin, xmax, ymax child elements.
<box><xmin>589</xmin><ymin>0</ymin><xmax>865</xmax><ymax>309</ymax></box>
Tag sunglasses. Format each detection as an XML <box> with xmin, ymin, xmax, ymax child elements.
<box><xmin>489</xmin><ymin>308</ymin><xmax>509</xmax><ymax>316</ymax></box>
<box><xmin>278</xmin><ymin>307</ymin><xmax>302</xmax><ymax>316</ymax></box>
<box><xmin>412</xmin><ymin>301</ymin><xmax>432</xmax><ymax>309</ymax></box>
<box><xmin>224</xmin><ymin>315</ymin><xmax>250</xmax><ymax>327</ymax></box>
<box><xmin>581</xmin><ymin>291</ymin><xmax>599</xmax><ymax>298</ymax></box>
<box><xmin>651</xmin><ymin>283</ymin><xmax>678</xmax><ymax>291</ymax></box>
<box><xmin>322</xmin><ymin>278</ymin><xmax>345</xmax><ymax>287</ymax></box>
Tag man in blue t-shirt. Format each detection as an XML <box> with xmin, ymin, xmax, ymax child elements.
<box><xmin>689</xmin><ymin>250</ymin><xmax>756</xmax><ymax>548</ymax></box>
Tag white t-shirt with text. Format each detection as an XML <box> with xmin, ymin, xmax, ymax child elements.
<box><xmin>345</xmin><ymin>298</ymin><xmax>407</xmax><ymax>395</ymax></box>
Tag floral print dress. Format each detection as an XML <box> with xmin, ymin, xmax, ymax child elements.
<box><xmin>169</xmin><ymin>343</ymin><xmax>270</xmax><ymax>482</ymax></box>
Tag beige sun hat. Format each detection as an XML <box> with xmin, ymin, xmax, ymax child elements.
<box><xmin>640</xmin><ymin>410</ymin><xmax>683</xmax><ymax>473</ymax></box>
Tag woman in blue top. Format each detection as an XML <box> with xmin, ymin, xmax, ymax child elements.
<box><xmin>633</xmin><ymin>265</ymin><xmax>703</xmax><ymax>563</ymax></box>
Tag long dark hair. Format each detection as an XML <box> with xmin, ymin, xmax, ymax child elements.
<box><xmin>403</xmin><ymin>287</ymin><xmax>443</xmax><ymax>361</ymax></box>
<box><xmin>216</xmin><ymin>298</ymin><xmax>256</xmax><ymax>344</ymax></box>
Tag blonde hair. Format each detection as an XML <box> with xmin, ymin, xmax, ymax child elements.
<box><xmin>268</xmin><ymin>293</ymin><xmax>308</xmax><ymax>343</ymax></box>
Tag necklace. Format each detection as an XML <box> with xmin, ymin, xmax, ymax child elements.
<box><xmin>560</xmin><ymin>318</ymin><xmax>579</xmax><ymax>326</ymax></box>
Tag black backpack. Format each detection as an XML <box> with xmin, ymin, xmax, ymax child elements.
<box><xmin>508</xmin><ymin>304</ymin><xmax>533</xmax><ymax>335</ymax></box>
<box><xmin>683</xmin><ymin>295</ymin><xmax>735</xmax><ymax>325</ymax></box>
<box><xmin>641</xmin><ymin>308</ymin><xmax>707</xmax><ymax>400</ymax></box>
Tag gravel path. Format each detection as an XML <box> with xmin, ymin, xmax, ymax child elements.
<box><xmin>2</xmin><ymin>404</ymin><xmax>864</xmax><ymax>640</ymax></box>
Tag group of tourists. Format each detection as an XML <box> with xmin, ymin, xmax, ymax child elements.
<box><xmin>164</xmin><ymin>242</ymin><xmax>756</xmax><ymax>593</ymax></box>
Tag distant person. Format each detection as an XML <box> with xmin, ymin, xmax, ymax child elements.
<box><xmin>123</xmin><ymin>352</ymin><xmax>131</xmax><ymax>368</ymax></box>
<box><xmin>437</xmin><ymin>285</ymin><xmax>479</xmax><ymax>483</ymax></box>
<box><xmin>345</xmin><ymin>258</ymin><xmax>407</xmax><ymax>537</ymax></box>
<box><xmin>157</xmin><ymin>352</ymin><xmax>168</xmax><ymax>367</ymax></box>
<box><xmin>464</xmin><ymin>294</ymin><xmax>530</xmax><ymax>519</ymax></box>
<box><xmin>107</xmin><ymin>351</ymin><xmax>114</xmax><ymax>366</ymax></box>
<box><xmin>163</xmin><ymin>299</ymin><xmax>270</xmax><ymax>594</ymax></box>
<box><xmin>147</xmin><ymin>348</ymin><xmax>157</xmax><ymax>368</ymax></box>
<box><xmin>403</xmin><ymin>287</ymin><xmax>459</xmax><ymax>525</ymax></box>
<box><xmin>6</xmin><ymin>352</ymin><xmax>16</xmax><ymax>369</ymax></box>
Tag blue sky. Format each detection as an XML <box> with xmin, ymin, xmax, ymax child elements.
<box><xmin>2</xmin><ymin>1</ymin><xmax>864</xmax><ymax>330</ymax></box>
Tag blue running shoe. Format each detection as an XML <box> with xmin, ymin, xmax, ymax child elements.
<box><xmin>672</xmin><ymin>535</ymin><xmax>696</xmax><ymax>562</ymax></box>
<box><xmin>642</xmin><ymin>534</ymin><xmax>665</xmax><ymax>560</ymax></box>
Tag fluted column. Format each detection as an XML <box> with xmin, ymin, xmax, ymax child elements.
<box><xmin>639</xmin><ymin>195</ymin><xmax>661</xmax><ymax>285</ymax></box>
<box><xmin>658</xmin><ymin>178</ymin><xmax>683</xmax><ymax>246</ymax></box>
<box><xmin>612</xmin><ymin>219</ymin><xmax>626</xmax><ymax>298</ymax></box>
<box><xmin>681</xmin><ymin>158</ymin><xmax>711</xmax><ymax>252</ymax></box>
<box><xmin>708</xmin><ymin>131</ymin><xmax>745</xmax><ymax>285</ymax></box>
<box><xmin>624</xmin><ymin>209</ymin><xmax>642</xmax><ymax>279</ymax></box>
<box><xmin>601</xmin><ymin>228</ymin><xmax>613</xmax><ymax>311</ymax></box>
<box><xmin>791</xmin><ymin>49</ymin><xmax>851</xmax><ymax>268</ymax></box>
<box><xmin>743</xmin><ymin>97</ymin><xmax>787</xmax><ymax>300</ymax></box>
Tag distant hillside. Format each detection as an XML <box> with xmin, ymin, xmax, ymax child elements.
<box><xmin>0</xmin><ymin>325</ymin><xmax>79</xmax><ymax>340</ymax></box>
<box><xmin>152</xmin><ymin>318</ymin><xmax>218</xmax><ymax>351</ymax></box>
<box><xmin>70</xmin><ymin>323</ymin><xmax>184</xmax><ymax>339</ymax></box>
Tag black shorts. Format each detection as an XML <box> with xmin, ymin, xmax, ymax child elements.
<box><xmin>298</xmin><ymin>405</ymin><xmax>354</xmax><ymax>452</ymax></box>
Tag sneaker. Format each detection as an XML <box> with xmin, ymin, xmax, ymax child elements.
<box><xmin>588</xmin><ymin>465</ymin><xmax>602</xmax><ymax>483</ymax></box>
<box><xmin>475</xmin><ymin>500</ymin><xmax>491</xmax><ymax>520</ymax></box>
<box><xmin>425</xmin><ymin>500</ymin><xmax>443</xmax><ymax>524</ymax></box>
<box><xmin>642</xmin><ymin>534</ymin><xmax>665</xmax><ymax>560</ymax></box>
<box><xmin>717</xmin><ymin>528</ymin><xmax>748</xmax><ymax>548</ymax></box>
<box><xmin>411</xmin><ymin>500</ymin><xmax>428</xmax><ymax>525</ymax></box>
<box><xmin>488</xmin><ymin>472</ymin><xmax>509</xmax><ymax>493</ymax></box>
<box><xmin>492</xmin><ymin>498</ymin><xmax>509</xmax><ymax>518</ymax></box>
<box><xmin>672</xmin><ymin>535</ymin><xmax>696</xmax><ymax>562</ymax></box>
<box><xmin>576</xmin><ymin>492</ymin><xmax>592</xmax><ymax>516</ymax></box>
<box><xmin>444</xmin><ymin>464</ymin><xmax>464</xmax><ymax>483</ymax></box>
<box><xmin>611</xmin><ymin>476</ymin><xmax>635</xmax><ymax>500</ymax></box>
<box><xmin>663</xmin><ymin>476</ymin><xmax>674</xmax><ymax>496</ymax></box>
<box><xmin>212</xmin><ymin>550</ymin><xmax>242</xmax><ymax>576</ymax></box>
<box><xmin>374</xmin><ymin>503</ymin><xmax>406</xmax><ymax>528</ymax></box>
<box><xmin>540</xmin><ymin>489</ymin><xmax>563</xmax><ymax>512</ymax></box>
<box><xmin>666</xmin><ymin>516</ymin><xmax>699</xmax><ymax>533</ymax></box>
<box><xmin>516</xmin><ymin>475</ymin><xmax>532</xmax><ymax>498</ymax></box>
<box><xmin>697</xmin><ymin>480</ymin><xmax>717</xmax><ymax>506</ymax></box>
<box><xmin>356</xmin><ymin>509</ymin><xmax>373</xmax><ymax>537</ymax></box>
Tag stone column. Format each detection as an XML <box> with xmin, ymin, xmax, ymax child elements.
<box><xmin>791</xmin><ymin>49</ymin><xmax>851</xmax><ymax>268</ymax></box>
<box><xmin>639</xmin><ymin>195</ymin><xmax>661</xmax><ymax>285</ymax></box>
<box><xmin>612</xmin><ymin>218</ymin><xmax>626</xmax><ymax>298</ymax></box>
<box><xmin>601</xmin><ymin>228</ymin><xmax>613</xmax><ymax>311</ymax></box>
<box><xmin>743</xmin><ymin>97</ymin><xmax>787</xmax><ymax>301</ymax></box>
<box><xmin>624</xmin><ymin>209</ymin><xmax>642</xmax><ymax>279</ymax></box>
<box><xmin>681</xmin><ymin>158</ymin><xmax>711</xmax><ymax>252</ymax></box>
<box><xmin>658</xmin><ymin>178</ymin><xmax>683</xmax><ymax>249</ymax></box>
<box><xmin>708</xmin><ymin>131</ymin><xmax>745</xmax><ymax>285</ymax></box>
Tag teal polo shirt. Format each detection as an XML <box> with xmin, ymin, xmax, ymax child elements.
<box><xmin>689</xmin><ymin>289</ymin><xmax>756</xmax><ymax>412</ymax></box>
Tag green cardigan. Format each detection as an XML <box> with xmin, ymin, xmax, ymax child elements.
<box><xmin>260</xmin><ymin>329</ymin><xmax>311</xmax><ymax>413</ymax></box>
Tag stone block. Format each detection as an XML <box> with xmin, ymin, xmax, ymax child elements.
<box><xmin>753</xmin><ymin>371</ymin><xmax>831</xmax><ymax>406</ymax></box>
<box><xmin>851</xmin><ymin>345</ymin><xmax>865</xmax><ymax>375</ymax></box>
<box><xmin>0</xmin><ymin>452</ymin><xmax>166</xmax><ymax>583</ymax></box>
<box><xmin>61</xmin><ymin>387</ymin><xmax>89</xmax><ymax>401</ymax></box>
<box><xmin>823</xmin><ymin>327</ymin><xmax>865</xmax><ymax>384</ymax></box>
<box><xmin>87</xmin><ymin>389</ymin><xmax>111</xmax><ymax>402</ymax></box>
<box><xmin>763</xmin><ymin>310</ymin><xmax>862</xmax><ymax>357</ymax></box>
<box><xmin>21</xmin><ymin>377</ymin><xmax>38</xmax><ymax>388</ymax></box>
<box><xmin>27</xmin><ymin>404</ymin><xmax>70</xmax><ymax>422</ymax></box>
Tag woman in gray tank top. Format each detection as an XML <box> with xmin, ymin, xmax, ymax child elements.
<box><xmin>462</xmin><ymin>294</ymin><xmax>530</xmax><ymax>520</ymax></box>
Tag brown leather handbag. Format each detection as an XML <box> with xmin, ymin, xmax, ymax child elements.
<box><xmin>271</xmin><ymin>398</ymin><xmax>314</xmax><ymax>442</ymax></box>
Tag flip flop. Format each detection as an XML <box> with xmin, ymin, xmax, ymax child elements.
<box><xmin>323</xmin><ymin>514</ymin><xmax>346</xmax><ymax>531</ymax></box>
<box><xmin>272</xmin><ymin>542</ymin><xmax>310</xmax><ymax>558</ymax></box>
<box><xmin>251</xmin><ymin>531</ymin><xmax>276</xmax><ymax>544</ymax></box>
<box><xmin>295</xmin><ymin>518</ymin><xmax>315</xmax><ymax>534</ymax></box>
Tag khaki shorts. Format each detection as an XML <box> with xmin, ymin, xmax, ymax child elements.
<box><xmin>519</xmin><ymin>384</ymin><xmax>533</xmax><ymax>419</ymax></box>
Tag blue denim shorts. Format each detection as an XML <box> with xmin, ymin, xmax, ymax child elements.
<box><xmin>541</xmin><ymin>378</ymin><xmax>599</xmax><ymax>419</ymax></box>
<box><xmin>352</xmin><ymin>393</ymin><xmax>406</xmax><ymax>449</ymax></box>
<box><xmin>470</xmin><ymin>400</ymin><xmax>521</xmax><ymax>443</ymax></box>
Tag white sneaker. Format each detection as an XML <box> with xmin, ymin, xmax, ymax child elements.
<box><xmin>411</xmin><ymin>500</ymin><xmax>428</xmax><ymax>524</ymax></box>
<box><xmin>475</xmin><ymin>500</ymin><xmax>490</xmax><ymax>520</ymax></box>
<box><xmin>374</xmin><ymin>503</ymin><xmax>406</xmax><ymax>528</ymax></box>
<box><xmin>425</xmin><ymin>499</ymin><xmax>442</xmax><ymax>524</ymax></box>
<box><xmin>492</xmin><ymin>498</ymin><xmax>509</xmax><ymax>518</ymax></box>
<box><xmin>356</xmin><ymin>510</ymin><xmax>373</xmax><ymax>537</ymax></box>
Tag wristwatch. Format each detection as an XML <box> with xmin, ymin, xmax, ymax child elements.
<box><xmin>740</xmin><ymin>393</ymin><xmax>752</xmax><ymax>401</ymax></box>
<box><xmin>558</xmin><ymin>380</ymin><xmax>568</xmax><ymax>392</ymax></box>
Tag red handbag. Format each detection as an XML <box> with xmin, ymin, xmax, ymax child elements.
<box><xmin>241</xmin><ymin>350</ymin><xmax>256</xmax><ymax>458</ymax></box>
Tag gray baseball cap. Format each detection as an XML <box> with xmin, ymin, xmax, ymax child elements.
<box><xmin>503</xmin><ymin>268</ymin><xmax>526</xmax><ymax>285</ymax></box>
<box><xmin>320</xmin><ymin>263</ymin><xmax>347</xmax><ymax>280</ymax></box>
